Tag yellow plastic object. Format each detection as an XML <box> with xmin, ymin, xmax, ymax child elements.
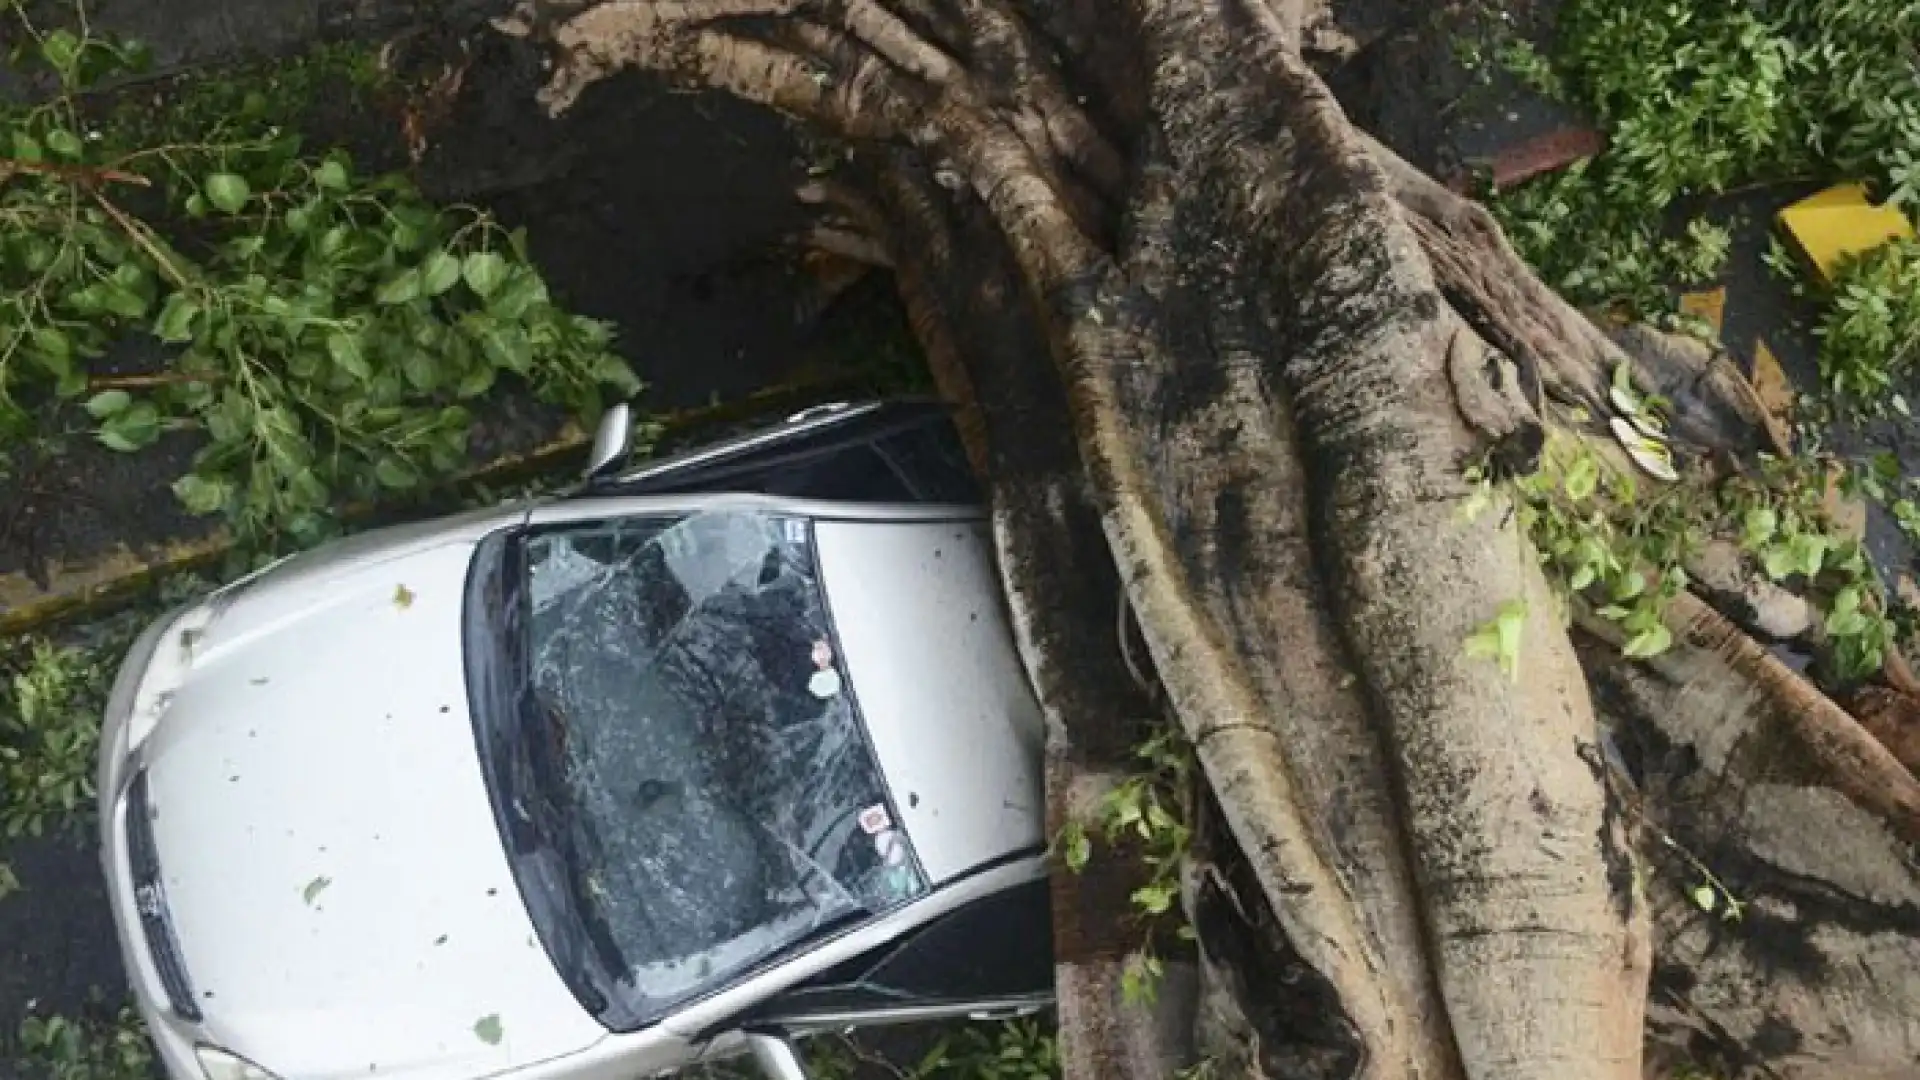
<box><xmin>1776</xmin><ymin>182</ymin><xmax>1915</xmax><ymax>287</ymax></box>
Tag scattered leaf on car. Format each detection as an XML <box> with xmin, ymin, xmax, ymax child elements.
<box><xmin>303</xmin><ymin>875</ymin><xmax>332</xmax><ymax>905</ymax></box>
<box><xmin>393</xmin><ymin>584</ymin><xmax>415</xmax><ymax>609</ymax></box>
<box><xmin>474</xmin><ymin>1015</ymin><xmax>503</xmax><ymax>1045</ymax></box>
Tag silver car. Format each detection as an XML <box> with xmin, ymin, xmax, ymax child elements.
<box><xmin>96</xmin><ymin>400</ymin><xmax>1054</xmax><ymax>1080</ymax></box>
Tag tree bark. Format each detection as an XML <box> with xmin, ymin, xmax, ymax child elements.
<box><xmin>503</xmin><ymin>1</ymin><xmax>1920</xmax><ymax>1077</ymax></box>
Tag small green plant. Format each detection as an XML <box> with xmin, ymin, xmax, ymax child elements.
<box><xmin>1491</xmin><ymin>411</ymin><xmax>1901</xmax><ymax>681</ymax></box>
<box><xmin>1055</xmin><ymin>728</ymin><xmax>1195</xmax><ymax>1006</ymax></box>
<box><xmin>1724</xmin><ymin>456</ymin><xmax>1902</xmax><ymax>680</ymax></box>
<box><xmin>1815</xmin><ymin>237</ymin><xmax>1920</xmax><ymax>414</ymax></box>
<box><xmin>0</xmin><ymin>638</ymin><xmax>115</xmax><ymax>841</ymax></box>
<box><xmin>685</xmin><ymin>1023</ymin><xmax>1060</xmax><ymax>1080</ymax></box>
<box><xmin>14</xmin><ymin>1005</ymin><xmax>154</xmax><ymax>1080</ymax></box>
<box><xmin>1507</xmin><ymin>432</ymin><xmax>1695</xmax><ymax>659</ymax></box>
<box><xmin>904</xmin><ymin>1020</ymin><xmax>1060</xmax><ymax>1080</ymax></box>
<box><xmin>1089</xmin><ymin>730</ymin><xmax>1192</xmax><ymax>917</ymax></box>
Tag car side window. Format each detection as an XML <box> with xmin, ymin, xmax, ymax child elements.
<box><xmin>745</xmin><ymin>444</ymin><xmax>918</xmax><ymax>502</ymax></box>
<box><xmin>750</xmin><ymin>877</ymin><xmax>1054</xmax><ymax>1021</ymax></box>
<box><xmin>606</xmin><ymin>403</ymin><xmax>981</xmax><ymax>504</ymax></box>
<box><xmin>857</xmin><ymin>878</ymin><xmax>1053</xmax><ymax>1000</ymax></box>
<box><xmin>870</xmin><ymin>419</ymin><xmax>981</xmax><ymax>505</ymax></box>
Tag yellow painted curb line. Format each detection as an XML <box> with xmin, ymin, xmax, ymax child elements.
<box><xmin>0</xmin><ymin>372</ymin><xmax>869</xmax><ymax>637</ymax></box>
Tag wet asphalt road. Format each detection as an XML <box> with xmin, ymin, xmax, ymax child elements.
<box><xmin>0</xmin><ymin>832</ymin><xmax>128</xmax><ymax>1076</ymax></box>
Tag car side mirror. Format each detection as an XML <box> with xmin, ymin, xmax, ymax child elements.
<box><xmin>743</xmin><ymin>1029</ymin><xmax>809</xmax><ymax>1080</ymax></box>
<box><xmin>583</xmin><ymin>401</ymin><xmax>633</xmax><ymax>485</ymax></box>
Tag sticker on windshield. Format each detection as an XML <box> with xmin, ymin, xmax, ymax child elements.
<box><xmin>784</xmin><ymin>518</ymin><xmax>807</xmax><ymax>545</ymax></box>
<box><xmin>811</xmin><ymin>639</ymin><xmax>834</xmax><ymax>669</ymax></box>
<box><xmin>808</xmin><ymin>669</ymin><xmax>842</xmax><ymax>699</ymax></box>
<box><xmin>858</xmin><ymin>804</ymin><xmax>892</xmax><ymax>835</ymax></box>
<box><xmin>874</xmin><ymin>829</ymin><xmax>908</xmax><ymax>867</ymax></box>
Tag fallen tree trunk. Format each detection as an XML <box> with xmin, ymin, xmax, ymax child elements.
<box><xmin>503</xmin><ymin>1</ymin><xmax>1920</xmax><ymax>1076</ymax></box>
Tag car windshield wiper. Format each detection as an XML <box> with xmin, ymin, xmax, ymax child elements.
<box><xmin>511</xmin><ymin>686</ymin><xmax>580</xmax><ymax>845</ymax></box>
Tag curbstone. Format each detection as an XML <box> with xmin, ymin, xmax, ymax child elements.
<box><xmin>0</xmin><ymin>372</ymin><xmax>869</xmax><ymax>637</ymax></box>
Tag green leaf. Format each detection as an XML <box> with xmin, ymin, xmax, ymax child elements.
<box><xmin>374</xmin><ymin>457</ymin><xmax>419</xmax><ymax>490</ymax></box>
<box><xmin>488</xmin><ymin>271</ymin><xmax>548</xmax><ymax>320</ymax></box>
<box><xmin>290</xmin><ymin>470</ymin><xmax>329</xmax><ymax>510</ymax></box>
<box><xmin>153</xmin><ymin>294</ymin><xmax>201</xmax><ymax>343</ymax></box>
<box><xmin>171</xmin><ymin>473</ymin><xmax>230</xmax><ymax>515</ymax></box>
<box><xmin>1563</xmin><ymin>455</ymin><xmax>1599</xmax><ymax>501</ymax></box>
<box><xmin>39</xmin><ymin>29</ymin><xmax>80</xmax><ymax>74</ymax></box>
<box><xmin>593</xmin><ymin>354</ymin><xmax>641</xmax><ymax>396</ymax></box>
<box><xmin>401</xmin><ymin>351</ymin><xmax>441</xmax><ymax>392</ymax></box>
<box><xmin>204</xmin><ymin>173</ymin><xmax>251</xmax><ymax>214</ymax></box>
<box><xmin>461</xmin><ymin>251</ymin><xmax>508</xmax><ymax>298</ymax></box>
<box><xmin>99</xmin><ymin>283</ymin><xmax>148</xmax><ymax>320</ymax></box>
<box><xmin>1790</xmin><ymin>532</ymin><xmax>1829</xmax><ymax>578</ymax></box>
<box><xmin>477</xmin><ymin>325</ymin><xmax>533</xmax><ymax>374</ymax></box>
<box><xmin>1465</xmin><ymin>599</ymin><xmax>1527</xmax><ymax>680</ymax></box>
<box><xmin>1612</xmin><ymin>570</ymin><xmax>1647</xmax><ymax>601</ymax></box>
<box><xmin>302</xmin><ymin>875</ymin><xmax>331</xmax><ymax>905</ymax></box>
<box><xmin>376</xmin><ymin>270</ymin><xmax>422</xmax><ymax>305</ymax></box>
<box><xmin>421</xmin><ymin>250</ymin><xmax>461</xmax><ymax>296</ymax></box>
<box><xmin>314</xmin><ymin>159</ymin><xmax>350</xmax><ymax>191</ymax></box>
<box><xmin>97</xmin><ymin>401</ymin><xmax>161</xmax><ymax>452</ymax></box>
<box><xmin>455</xmin><ymin>364</ymin><xmax>496</xmax><ymax>399</ymax></box>
<box><xmin>316</xmin><ymin>225</ymin><xmax>350</xmax><ymax>260</ymax></box>
<box><xmin>1058</xmin><ymin>822</ymin><xmax>1091</xmax><ymax>873</ymax></box>
<box><xmin>1831</xmin><ymin>585</ymin><xmax>1861</xmax><ymax>617</ymax></box>
<box><xmin>84</xmin><ymin>389</ymin><xmax>131</xmax><ymax>418</ymax></box>
<box><xmin>1761</xmin><ymin>545</ymin><xmax>1795</xmax><ymax>581</ymax></box>
<box><xmin>1741</xmin><ymin>505</ymin><xmax>1777</xmax><ymax>549</ymax></box>
<box><xmin>30</xmin><ymin>326</ymin><xmax>72</xmax><ymax>361</ymax></box>
<box><xmin>1568</xmin><ymin>564</ymin><xmax>1596</xmax><ymax>592</ymax></box>
<box><xmin>1130</xmin><ymin>883</ymin><xmax>1175</xmax><ymax>915</ymax></box>
<box><xmin>43</xmin><ymin>128</ymin><xmax>84</xmax><ymax>160</ymax></box>
<box><xmin>1621</xmin><ymin>624</ymin><xmax>1673</xmax><ymax>658</ymax></box>
<box><xmin>1827</xmin><ymin>609</ymin><xmax>1870</xmax><ymax>638</ymax></box>
<box><xmin>473</xmin><ymin>1015</ymin><xmax>503</xmax><ymax>1046</ymax></box>
<box><xmin>325</xmin><ymin>331</ymin><xmax>371</xmax><ymax>381</ymax></box>
<box><xmin>1690</xmin><ymin>883</ymin><xmax>1718</xmax><ymax>913</ymax></box>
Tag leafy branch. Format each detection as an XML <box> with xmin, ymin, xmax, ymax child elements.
<box><xmin>1</xmin><ymin>6</ymin><xmax>642</xmax><ymax>546</ymax></box>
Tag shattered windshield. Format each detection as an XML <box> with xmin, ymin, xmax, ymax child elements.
<box><xmin>471</xmin><ymin>509</ymin><xmax>927</xmax><ymax>1028</ymax></box>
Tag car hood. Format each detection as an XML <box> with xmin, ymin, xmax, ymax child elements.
<box><xmin>813</xmin><ymin>519</ymin><xmax>1044</xmax><ymax>883</ymax></box>
<box><xmin>135</xmin><ymin>529</ymin><xmax>605</xmax><ymax>1079</ymax></box>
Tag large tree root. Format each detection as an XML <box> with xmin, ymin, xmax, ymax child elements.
<box><xmin>1579</xmin><ymin>618</ymin><xmax>1920</xmax><ymax>1079</ymax></box>
<box><xmin>510</xmin><ymin>1</ymin><xmax>1920</xmax><ymax>1077</ymax></box>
